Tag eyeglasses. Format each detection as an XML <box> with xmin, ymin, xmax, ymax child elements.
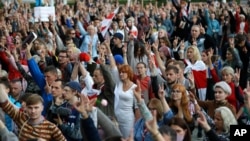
<box><xmin>70</xmin><ymin>32</ymin><xmax>76</xmax><ymax>35</ymax></box>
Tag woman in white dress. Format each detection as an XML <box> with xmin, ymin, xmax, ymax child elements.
<box><xmin>107</xmin><ymin>42</ymin><xmax>139</xmax><ymax>138</ymax></box>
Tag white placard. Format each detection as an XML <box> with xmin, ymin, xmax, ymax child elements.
<box><xmin>34</xmin><ymin>6</ymin><xmax>55</xmax><ymax>22</ymax></box>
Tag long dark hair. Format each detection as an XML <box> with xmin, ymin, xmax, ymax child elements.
<box><xmin>168</xmin><ymin>117</ymin><xmax>192</xmax><ymax>141</ymax></box>
<box><xmin>133</xmin><ymin>40</ymin><xmax>146</xmax><ymax>60</ymax></box>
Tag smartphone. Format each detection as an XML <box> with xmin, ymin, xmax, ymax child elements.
<box><xmin>22</xmin><ymin>32</ymin><xmax>37</xmax><ymax>48</ymax></box>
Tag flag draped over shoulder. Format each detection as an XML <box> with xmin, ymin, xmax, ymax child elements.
<box><xmin>101</xmin><ymin>7</ymin><xmax>119</xmax><ymax>36</ymax></box>
<box><xmin>185</xmin><ymin>60</ymin><xmax>207</xmax><ymax>101</ymax></box>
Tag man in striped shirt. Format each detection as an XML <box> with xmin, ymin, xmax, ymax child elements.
<box><xmin>0</xmin><ymin>84</ymin><xmax>66</xmax><ymax>141</ymax></box>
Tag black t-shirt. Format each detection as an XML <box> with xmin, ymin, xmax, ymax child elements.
<box><xmin>111</xmin><ymin>45</ymin><xmax>123</xmax><ymax>57</ymax></box>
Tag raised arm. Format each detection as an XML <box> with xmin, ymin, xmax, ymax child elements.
<box><xmin>71</xmin><ymin>62</ymin><xmax>80</xmax><ymax>81</ymax></box>
<box><xmin>152</xmin><ymin>41</ymin><xmax>166</xmax><ymax>79</ymax></box>
<box><xmin>97</xmin><ymin>25</ymin><xmax>105</xmax><ymax>43</ymax></box>
<box><xmin>171</xmin><ymin>0</ymin><xmax>180</xmax><ymax>11</ymax></box>
<box><xmin>97</xmin><ymin>108</ymin><xmax>122</xmax><ymax>138</ymax></box>
<box><xmin>197</xmin><ymin>111</ymin><xmax>229</xmax><ymax>141</ymax></box>
<box><xmin>204</xmin><ymin>8</ymin><xmax>211</xmax><ymax>25</ymax></box>
<box><xmin>189</xmin><ymin>92</ymin><xmax>201</xmax><ymax>113</ymax></box>
<box><xmin>26</xmin><ymin>43</ymin><xmax>46</xmax><ymax>90</ymax></box>
<box><xmin>105</xmin><ymin>39</ymin><xmax>116</xmax><ymax>69</ymax></box>
<box><xmin>145</xmin><ymin>110</ymin><xmax>166</xmax><ymax>141</ymax></box>
<box><xmin>127</xmin><ymin>40</ymin><xmax>135</xmax><ymax>65</ymax></box>
<box><xmin>15</xmin><ymin>61</ymin><xmax>32</xmax><ymax>81</ymax></box>
<box><xmin>158</xmin><ymin>84</ymin><xmax>171</xmax><ymax>114</ymax></box>
<box><xmin>122</xmin><ymin>43</ymin><xmax>128</xmax><ymax>65</ymax></box>
<box><xmin>0</xmin><ymin>84</ymin><xmax>9</xmax><ymax>103</ymax></box>
<box><xmin>134</xmin><ymin>80</ymin><xmax>153</xmax><ymax>121</ymax></box>
<box><xmin>7</xmin><ymin>54</ymin><xmax>18</xmax><ymax>70</ymax></box>
<box><xmin>100</xmin><ymin>63</ymin><xmax>115</xmax><ymax>92</ymax></box>
<box><xmin>232</xmin><ymin>49</ymin><xmax>243</xmax><ymax>69</ymax></box>
<box><xmin>77</xmin><ymin>20</ymin><xmax>88</xmax><ymax>37</ymax></box>
<box><xmin>239</xmin><ymin>6</ymin><xmax>247</xmax><ymax>19</ymax></box>
<box><xmin>79</xmin><ymin>61</ymin><xmax>93</xmax><ymax>92</ymax></box>
<box><xmin>149</xmin><ymin>55</ymin><xmax>159</xmax><ymax>96</ymax></box>
<box><xmin>74</xmin><ymin>94</ymin><xmax>101</xmax><ymax>141</ymax></box>
<box><xmin>51</xmin><ymin>24</ymin><xmax>66</xmax><ymax>51</ymax></box>
<box><xmin>207</xmin><ymin>51</ymin><xmax>220</xmax><ymax>83</ymax></box>
<box><xmin>187</xmin><ymin>0</ymin><xmax>191</xmax><ymax>13</ymax></box>
<box><xmin>0</xmin><ymin>84</ymin><xmax>26</xmax><ymax>124</ymax></box>
<box><xmin>158</xmin><ymin>84</ymin><xmax>174</xmax><ymax>124</ymax></box>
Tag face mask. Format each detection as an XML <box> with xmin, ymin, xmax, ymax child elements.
<box><xmin>176</xmin><ymin>134</ymin><xmax>184</xmax><ymax>141</ymax></box>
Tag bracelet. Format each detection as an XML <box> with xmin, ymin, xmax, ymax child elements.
<box><xmin>153</xmin><ymin>131</ymin><xmax>160</xmax><ymax>138</ymax></box>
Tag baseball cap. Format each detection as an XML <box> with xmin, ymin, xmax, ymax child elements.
<box><xmin>113</xmin><ymin>33</ymin><xmax>123</xmax><ymax>41</ymax></box>
<box><xmin>79</xmin><ymin>52</ymin><xmax>91</xmax><ymax>62</ymax></box>
<box><xmin>65</xmin><ymin>81</ymin><xmax>82</xmax><ymax>93</ymax></box>
<box><xmin>114</xmin><ymin>55</ymin><xmax>124</xmax><ymax>65</ymax></box>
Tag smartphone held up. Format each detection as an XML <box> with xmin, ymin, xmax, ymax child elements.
<box><xmin>22</xmin><ymin>32</ymin><xmax>38</xmax><ymax>48</ymax></box>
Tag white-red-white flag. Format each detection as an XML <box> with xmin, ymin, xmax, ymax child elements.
<box><xmin>184</xmin><ymin>59</ymin><xmax>207</xmax><ymax>101</ymax></box>
<box><xmin>101</xmin><ymin>7</ymin><xmax>119</xmax><ymax>36</ymax></box>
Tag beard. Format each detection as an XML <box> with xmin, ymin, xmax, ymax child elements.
<box><xmin>167</xmin><ymin>80</ymin><xmax>177</xmax><ymax>86</ymax></box>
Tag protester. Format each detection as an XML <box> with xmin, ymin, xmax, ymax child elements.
<box><xmin>0</xmin><ymin>85</ymin><xmax>66</xmax><ymax>140</ymax></box>
<box><xmin>0</xmin><ymin>0</ymin><xmax>250</xmax><ymax>140</ymax></box>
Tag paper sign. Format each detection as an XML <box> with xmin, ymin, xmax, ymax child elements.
<box><xmin>34</xmin><ymin>6</ymin><xmax>55</xmax><ymax>22</ymax></box>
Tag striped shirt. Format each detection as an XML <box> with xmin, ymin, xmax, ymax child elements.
<box><xmin>0</xmin><ymin>100</ymin><xmax>66</xmax><ymax>141</ymax></box>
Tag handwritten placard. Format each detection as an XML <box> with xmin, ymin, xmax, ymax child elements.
<box><xmin>34</xmin><ymin>6</ymin><xmax>55</xmax><ymax>22</ymax></box>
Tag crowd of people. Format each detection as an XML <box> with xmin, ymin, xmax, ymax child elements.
<box><xmin>0</xmin><ymin>0</ymin><xmax>250</xmax><ymax>141</ymax></box>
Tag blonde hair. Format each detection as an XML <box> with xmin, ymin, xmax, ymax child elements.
<box><xmin>186</xmin><ymin>46</ymin><xmax>201</xmax><ymax>61</ymax></box>
<box><xmin>221</xmin><ymin>66</ymin><xmax>234</xmax><ymax>77</ymax></box>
